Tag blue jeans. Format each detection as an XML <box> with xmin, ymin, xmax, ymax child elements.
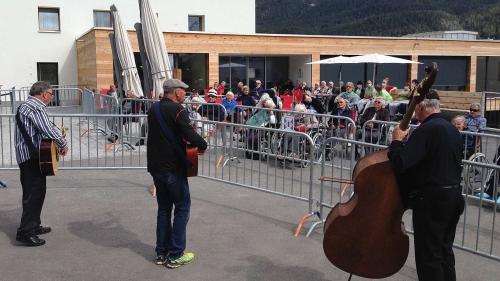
<box><xmin>151</xmin><ymin>171</ymin><xmax>190</xmax><ymax>259</ymax></box>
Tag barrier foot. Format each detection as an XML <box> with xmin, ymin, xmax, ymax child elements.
<box><xmin>294</xmin><ymin>211</ymin><xmax>320</xmax><ymax>237</ymax></box>
<box><xmin>306</xmin><ymin>219</ymin><xmax>325</xmax><ymax>238</ymax></box>
<box><xmin>216</xmin><ymin>155</ymin><xmax>224</xmax><ymax>168</ymax></box>
<box><xmin>0</xmin><ymin>180</ymin><xmax>6</xmax><ymax>188</ymax></box>
<box><xmin>80</xmin><ymin>128</ymin><xmax>91</xmax><ymax>138</ymax></box>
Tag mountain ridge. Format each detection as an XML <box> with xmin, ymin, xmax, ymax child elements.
<box><xmin>256</xmin><ymin>0</ymin><xmax>500</xmax><ymax>39</ymax></box>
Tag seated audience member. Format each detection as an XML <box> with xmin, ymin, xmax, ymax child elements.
<box><xmin>357</xmin><ymin>91</ymin><xmax>374</xmax><ymax>116</ymax></box>
<box><xmin>234</xmin><ymin>81</ymin><xmax>245</xmax><ymax>96</ymax></box>
<box><xmin>294</xmin><ymin>103</ymin><xmax>319</xmax><ymax>131</ymax></box>
<box><xmin>217</xmin><ymin>81</ymin><xmax>227</xmax><ymax>95</ymax></box>
<box><xmin>336</xmin><ymin>82</ymin><xmax>360</xmax><ymax>107</ymax></box>
<box><xmin>364</xmin><ymin>80</ymin><xmax>375</xmax><ymax>97</ymax></box>
<box><xmin>222</xmin><ymin>91</ymin><xmax>237</xmax><ymax>118</ymax></box>
<box><xmin>466</xmin><ymin>102</ymin><xmax>487</xmax><ymax>132</ymax></box>
<box><xmin>451</xmin><ymin>115</ymin><xmax>475</xmax><ymax>159</ymax></box>
<box><xmin>236</xmin><ymin>86</ymin><xmax>256</xmax><ymax>107</ymax></box>
<box><xmin>315</xmin><ymin>81</ymin><xmax>329</xmax><ymax>96</ymax></box>
<box><xmin>373</xmin><ymin>84</ymin><xmax>393</xmax><ymax>102</ymax></box>
<box><xmin>382</xmin><ymin>77</ymin><xmax>395</xmax><ymax>92</ymax></box>
<box><xmin>245</xmin><ymin>98</ymin><xmax>276</xmax><ymax>159</ymax></box>
<box><xmin>358</xmin><ymin>97</ymin><xmax>390</xmax><ymax>143</ymax></box>
<box><xmin>188</xmin><ymin>96</ymin><xmax>206</xmax><ymax>137</ymax></box>
<box><xmin>355</xmin><ymin>81</ymin><xmax>365</xmax><ymax>98</ymax></box>
<box><xmin>303</xmin><ymin>90</ymin><xmax>325</xmax><ymax>114</ymax></box>
<box><xmin>198</xmin><ymin>90</ymin><xmax>225</xmax><ymax>121</ymax></box>
<box><xmin>267</xmin><ymin>88</ymin><xmax>282</xmax><ymax>110</ymax></box>
<box><xmin>329</xmin><ymin>97</ymin><xmax>352</xmax><ymax>129</ymax></box>
<box><xmin>252</xmin><ymin>80</ymin><xmax>265</xmax><ymax>99</ymax></box>
<box><xmin>292</xmin><ymin>81</ymin><xmax>309</xmax><ymax>105</ymax></box>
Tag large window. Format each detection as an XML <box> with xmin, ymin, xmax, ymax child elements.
<box><xmin>219</xmin><ymin>56</ymin><xmax>290</xmax><ymax>90</ymax></box>
<box><xmin>477</xmin><ymin>56</ymin><xmax>500</xmax><ymax>92</ymax></box>
<box><xmin>94</xmin><ymin>10</ymin><xmax>112</xmax><ymax>28</ymax></box>
<box><xmin>173</xmin><ymin>53</ymin><xmax>207</xmax><ymax>91</ymax></box>
<box><xmin>418</xmin><ymin>56</ymin><xmax>467</xmax><ymax>91</ymax></box>
<box><xmin>188</xmin><ymin>15</ymin><xmax>204</xmax><ymax>31</ymax></box>
<box><xmin>38</xmin><ymin>7</ymin><xmax>60</xmax><ymax>32</ymax></box>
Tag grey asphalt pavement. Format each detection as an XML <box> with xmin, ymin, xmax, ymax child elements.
<box><xmin>0</xmin><ymin>169</ymin><xmax>498</xmax><ymax>281</ymax></box>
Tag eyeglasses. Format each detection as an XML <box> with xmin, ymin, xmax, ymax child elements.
<box><xmin>470</xmin><ymin>109</ymin><xmax>479</xmax><ymax>112</ymax></box>
<box><xmin>45</xmin><ymin>91</ymin><xmax>54</xmax><ymax>96</ymax></box>
<box><xmin>374</xmin><ymin>101</ymin><xmax>382</xmax><ymax>104</ymax></box>
<box><xmin>337</xmin><ymin>101</ymin><xmax>345</xmax><ymax>104</ymax></box>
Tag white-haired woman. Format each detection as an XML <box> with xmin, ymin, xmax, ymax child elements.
<box><xmin>245</xmin><ymin>98</ymin><xmax>276</xmax><ymax>159</ymax></box>
<box><xmin>359</xmin><ymin>96</ymin><xmax>390</xmax><ymax>143</ymax></box>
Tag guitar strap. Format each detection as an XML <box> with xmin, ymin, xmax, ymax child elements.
<box><xmin>15</xmin><ymin>109</ymin><xmax>39</xmax><ymax>161</ymax></box>
<box><xmin>153</xmin><ymin>102</ymin><xmax>192</xmax><ymax>170</ymax></box>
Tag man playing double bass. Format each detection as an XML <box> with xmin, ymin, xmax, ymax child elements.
<box><xmin>388</xmin><ymin>91</ymin><xmax>464</xmax><ymax>281</ymax></box>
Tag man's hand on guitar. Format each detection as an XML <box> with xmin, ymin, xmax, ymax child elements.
<box><xmin>60</xmin><ymin>147</ymin><xmax>68</xmax><ymax>156</ymax></box>
<box><xmin>392</xmin><ymin>127</ymin><xmax>409</xmax><ymax>141</ymax></box>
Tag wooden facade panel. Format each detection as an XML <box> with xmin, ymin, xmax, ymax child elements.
<box><xmin>78</xmin><ymin>28</ymin><xmax>500</xmax><ymax>93</ymax></box>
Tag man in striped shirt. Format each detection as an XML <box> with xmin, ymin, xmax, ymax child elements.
<box><xmin>15</xmin><ymin>81</ymin><xmax>68</xmax><ymax>247</ymax></box>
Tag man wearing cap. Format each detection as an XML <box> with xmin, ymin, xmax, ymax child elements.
<box><xmin>388</xmin><ymin>91</ymin><xmax>464</xmax><ymax>281</ymax></box>
<box><xmin>147</xmin><ymin>78</ymin><xmax>207</xmax><ymax>269</ymax></box>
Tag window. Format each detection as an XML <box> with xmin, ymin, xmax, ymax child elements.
<box><xmin>38</xmin><ymin>7</ymin><xmax>60</xmax><ymax>32</ymax></box>
<box><xmin>94</xmin><ymin>10</ymin><xmax>112</xmax><ymax>28</ymax></box>
<box><xmin>188</xmin><ymin>15</ymin><xmax>204</xmax><ymax>32</ymax></box>
<box><xmin>37</xmin><ymin>63</ymin><xmax>59</xmax><ymax>85</ymax></box>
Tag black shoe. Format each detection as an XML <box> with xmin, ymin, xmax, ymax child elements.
<box><xmin>16</xmin><ymin>235</ymin><xmax>45</xmax><ymax>247</ymax></box>
<box><xmin>35</xmin><ymin>226</ymin><xmax>51</xmax><ymax>235</ymax></box>
<box><xmin>155</xmin><ymin>255</ymin><xmax>168</xmax><ymax>265</ymax></box>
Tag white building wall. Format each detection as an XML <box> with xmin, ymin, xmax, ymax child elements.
<box><xmin>0</xmin><ymin>0</ymin><xmax>255</xmax><ymax>89</ymax></box>
<box><xmin>289</xmin><ymin>55</ymin><xmax>312</xmax><ymax>87</ymax></box>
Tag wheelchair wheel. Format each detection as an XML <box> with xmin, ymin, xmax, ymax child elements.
<box><xmin>311</xmin><ymin>131</ymin><xmax>324</xmax><ymax>163</ymax></box>
<box><xmin>464</xmin><ymin>152</ymin><xmax>490</xmax><ymax>194</ymax></box>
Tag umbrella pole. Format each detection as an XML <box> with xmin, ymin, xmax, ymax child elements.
<box><xmin>372</xmin><ymin>64</ymin><xmax>376</xmax><ymax>83</ymax></box>
<box><xmin>364</xmin><ymin>63</ymin><xmax>367</xmax><ymax>83</ymax></box>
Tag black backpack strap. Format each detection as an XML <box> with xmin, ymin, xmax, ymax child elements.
<box><xmin>16</xmin><ymin>109</ymin><xmax>38</xmax><ymax>160</ymax></box>
<box><xmin>153</xmin><ymin>102</ymin><xmax>191</xmax><ymax>169</ymax></box>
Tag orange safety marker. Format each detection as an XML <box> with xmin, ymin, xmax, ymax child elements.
<box><xmin>294</xmin><ymin>213</ymin><xmax>313</xmax><ymax>237</ymax></box>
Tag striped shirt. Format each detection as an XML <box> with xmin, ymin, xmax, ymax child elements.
<box><xmin>15</xmin><ymin>96</ymin><xmax>67</xmax><ymax>164</ymax></box>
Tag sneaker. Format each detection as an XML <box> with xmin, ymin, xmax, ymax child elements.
<box><xmin>166</xmin><ymin>252</ymin><xmax>195</xmax><ymax>268</ymax></box>
<box><xmin>155</xmin><ymin>255</ymin><xmax>168</xmax><ymax>265</ymax></box>
<box><xmin>474</xmin><ymin>192</ymin><xmax>491</xmax><ymax>200</ymax></box>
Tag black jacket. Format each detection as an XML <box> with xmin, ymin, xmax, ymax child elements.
<box><xmin>388</xmin><ymin>113</ymin><xmax>462</xmax><ymax>191</ymax></box>
<box><xmin>147</xmin><ymin>98</ymin><xmax>207</xmax><ymax>175</ymax></box>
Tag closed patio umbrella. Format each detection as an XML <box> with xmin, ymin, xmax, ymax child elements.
<box><xmin>110</xmin><ymin>5</ymin><xmax>143</xmax><ymax>98</ymax></box>
<box><xmin>139</xmin><ymin>0</ymin><xmax>173</xmax><ymax>98</ymax></box>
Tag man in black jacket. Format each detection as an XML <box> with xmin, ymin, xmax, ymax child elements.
<box><xmin>147</xmin><ymin>79</ymin><xmax>207</xmax><ymax>269</ymax></box>
<box><xmin>388</xmin><ymin>94</ymin><xmax>464</xmax><ymax>281</ymax></box>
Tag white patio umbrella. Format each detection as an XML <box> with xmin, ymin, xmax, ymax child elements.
<box><xmin>306</xmin><ymin>55</ymin><xmax>357</xmax><ymax>82</ymax></box>
<box><xmin>110</xmin><ymin>5</ymin><xmax>143</xmax><ymax>98</ymax></box>
<box><xmin>139</xmin><ymin>0</ymin><xmax>173</xmax><ymax>98</ymax></box>
<box><xmin>350</xmin><ymin>53</ymin><xmax>421</xmax><ymax>82</ymax></box>
<box><xmin>306</xmin><ymin>55</ymin><xmax>357</xmax><ymax>65</ymax></box>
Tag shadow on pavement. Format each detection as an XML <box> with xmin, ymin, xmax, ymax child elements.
<box><xmin>0</xmin><ymin>208</ymin><xmax>21</xmax><ymax>245</ymax></box>
<box><xmin>67</xmin><ymin>212</ymin><xmax>152</xmax><ymax>261</ymax></box>
<box><xmin>225</xmin><ymin>255</ymin><xmax>331</xmax><ymax>281</ymax></box>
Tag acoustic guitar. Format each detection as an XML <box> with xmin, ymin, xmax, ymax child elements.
<box><xmin>186</xmin><ymin>144</ymin><xmax>199</xmax><ymax>177</ymax></box>
<box><xmin>39</xmin><ymin>128</ymin><xmax>66</xmax><ymax>176</ymax></box>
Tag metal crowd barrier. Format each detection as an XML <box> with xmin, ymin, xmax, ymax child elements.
<box><xmin>0</xmin><ymin>114</ymin><xmax>317</xmax><ymax>225</ymax></box>
<box><xmin>311</xmin><ymin>136</ymin><xmax>500</xmax><ymax>261</ymax></box>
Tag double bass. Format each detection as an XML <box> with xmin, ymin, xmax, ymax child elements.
<box><xmin>323</xmin><ymin>63</ymin><xmax>439</xmax><ymax>279</ymax></box>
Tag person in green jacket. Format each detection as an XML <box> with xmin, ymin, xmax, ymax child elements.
<box><xmin>374</xmin><ymin>84</ymin><xmax>393</xmax><ymax>102</ymax></box>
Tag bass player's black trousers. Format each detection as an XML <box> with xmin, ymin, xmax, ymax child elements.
<box><xmin>412</xmin><ymin>186</ymin><xmax>464</xmax><ymax>281</ymax></box>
